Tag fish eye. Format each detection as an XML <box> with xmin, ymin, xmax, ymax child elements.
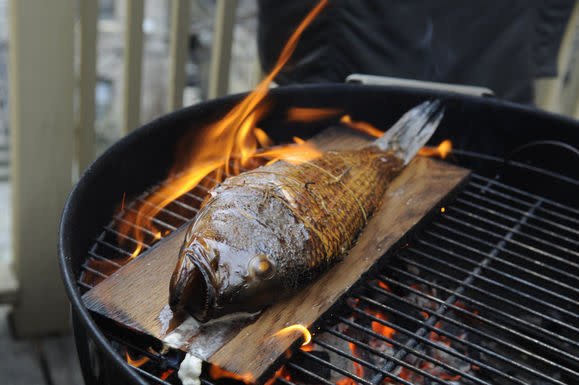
<box><xmin>249</xmin><ymin>254</ymin><xmax>275</xmax><ymax>280</ymax></box>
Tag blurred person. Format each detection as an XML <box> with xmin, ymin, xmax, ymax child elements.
<box><xmin>257</xmin><ymin>0</ymin><xmax>576</xmax><ymax>105</ymax></box>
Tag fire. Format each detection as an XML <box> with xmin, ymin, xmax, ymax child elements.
<box><xmin>340</xmin><ymin>115</ymin><xmax>453</xmax><ymax>160</ymax></box>
<box><xmin>273</xmin><ymin>324</ymin><xmax>312</xmax><ymax>346</ymax></box>
<box><xmin>264</xmin><ymin>365</ymin><xmax>292</xmax><ymax>385</ymax></box>
<box><xmin>418</xmin><ymin>139</ymin><xmax>452</xmax><ymax>159</ymax></box>
<box><xmin>208</xmin><ymin>365</ymin><xmax>254</xmax><ymax>384</ymax></box>
<box><xmin>125</xmin><ymin>351</ymin><xmax>150</xmax><ymax>367</ymax></box>
<box><xmin>112</xmin><ymin>0</ymin><xmax>449</xmax><ymax>267</ymax></box>
<box><xmin>340</xmin><ymin>115</ymin><xmax>385</xmax><ymax>138</ymax></box>
<box><xmin>335</xmin><ymin>342</ymin><xmax>364</xmax><ymax>385</ymax></box>
<box><xmin>336</xmin><ymin>376</ymin><xmax>359</xmax><ymax>385</ymax></box>
<box><xmin>378</xmin><ymin>280</ymin><xmax>392</xmax><ymax>292</ymax></box>
<box><xmin>365</xmin><ymin>308</ymin><xmax>396</xmax><ymax>342</ymax></box>
<box><xmin>160</xmin><ymin>369</ymin><xmax>173</xmax><ymax>380</ymax></box>
<box><xmin>116</xmin><ymin>0</ymin><xmax>329</xmax><ymax>258</ymax></box>
<box><xmin>287</xmin><ymin>107</ymin><xmax>342</xmax><ymax>122</ymax></box>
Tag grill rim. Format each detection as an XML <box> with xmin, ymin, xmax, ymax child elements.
<box><xmin>58</xmin><ymin>83</ymin><xmax>579</xmax><ymax>385</ymax></box>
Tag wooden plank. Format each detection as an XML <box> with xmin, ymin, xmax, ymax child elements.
<box><xmin>168</xmin><ymin>0</ymin><xmax>192</xmax><ymax>111</ymax></box>
<box><xmin>208</xmin><ymin>0</ymin><xmax>238</xmax><ymax>99</ymax></box>
<box><xmin>83</xmin><ymin>128</ymin><xmax>468</xmax><ymax>379</ymax></box>
<box><xmin>210</xmin><ymin>157</ymin><xmax>468</xmax><ymax>380</ymax></box>
<box><xmin>78</xmin><ymin>0</ymin><xmax>98</xmax><ymax>174</ymax></box>
<box><xmin>122</xmin><ymin>0</ymin><xmax>144</xmax><ymax>135</ymax></box>
<box><xmin>8</xmin><ymin>0</ymin><xmax>74</xmax><ymax>337</ymax></box>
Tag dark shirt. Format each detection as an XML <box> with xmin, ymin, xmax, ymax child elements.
<box><xmin>258</xmin><ymin>0</ymin><xmax>575</xmax><ymax>104</ymax></box>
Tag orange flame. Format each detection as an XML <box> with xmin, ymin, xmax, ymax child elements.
<box><xmin>366</xmin><ymin>308</ymin><xmax>396</xmax><ymax>342</ymax></box>
<box><xmin>264</xmin><ymin>365</ymin><xmax>292</xmax><ymax>385</ymax></box>
<box><xmin>336</xmin><ymin>342</ymin><xmax>364</xmax><ymax>385</ymax></box>
<box><xmin>300</xmin><ymin>342</ymin><xmax>315</xmax><ymax>352</ymax></box>
<box><xmin>208</xmin><ymin>365</ymin><xmax>254</xmax><ymax>384</ymax></box>
<box><xmin>160</xmin><ymin>369</ymin><xmax>173</xmax><ymax>380</ymax></box>
<box><xmin>117</xmin><ymin>0</ymin><xmax>329</xmax><ymax>258</ymax></box>
<box><xmin>287</xmin><ymin>107</ymin><xmax>342</xmax><ymax>122</ymax></box>
<box><xmin>340</xmin><ymin>115</ymin><xmax>453</xmax><ymax>160</ymax></box>
<box><xmin>418</xmin><ymin>139</ymin><xmax>452</xmax><ymax>159</ymax></box>
<box><xmin>340</xmin><ymin>115</ymin><xmax>384</xmax><ymax>138</ymax></box>
<box><xmin>378</xmin><ymin>280</ymin><xmax>392</xmax><ymax>292</ymax></box>
<box><xmin>273</xmin><ymin>324</ymin><xmax>312</xmax><ymax>346</ymax></box>
<box><xmin>125</xmin><ymin>351</ymin><xmax>150</xmax><ymax>367</ymax></box>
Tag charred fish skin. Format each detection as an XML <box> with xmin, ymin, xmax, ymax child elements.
<box><xmin>169</xmin><ymin>100</ymin><xmax>444</xmax><ymax>321</ymax></box>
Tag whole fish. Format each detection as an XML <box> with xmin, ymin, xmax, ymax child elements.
<box><xmin>169</xmin><ymin>101</ymin><xmax>444</xmax><ymax>321</ymax></box>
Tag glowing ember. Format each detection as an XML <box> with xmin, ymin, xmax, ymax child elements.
<box><xmin>125</xmin><ymin>351</ymin><xmax>150</xmax><ymax>367</ymax></box>
<box><xmin>208</xmin><ymin>365</ymin><xmax>254</xmax><ymax>384</ymax></box>
<box><xmin>160</xmin><ymin>369</ymin><xmax>173</xmax><ymax>380</ymax></box>
<box><xmin>336</xmin><ymin>342</ymin><xmax>364</xmax><ymax>385</ymax></box>
<box><xmin>377</xmin><ymin>280</ymin><xmax>393</xmax><ymax>292</ymax></box>
<box><xmin>365</xmin><ymin>308</ymin><xmax>396</xmax><ymax>342</ymax></box>
<box><xmin>116</xmin><ymin>0</ymin><xmax>329</xmax><ymax>258</ymax></box>
<box><xmin>336</xmin><ymin>376</ymin><xmax>359</xmax><ymax>385</ymax></box>
<box><xmin>273</xmin><ymin>324</ymin><xmax>312</xmax><ymax>346</ymax></box>
<box><xmin>264</xmin><ymin>365</ymin><xmax>291</xmax><ymax>385</ymax></box>
<box><xmin>418</xmin><ymin>139</ymin><xmax>452</xmax><ymax>159</ymax></box>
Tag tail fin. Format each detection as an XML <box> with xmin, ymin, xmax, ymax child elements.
<box><xmin>373</xmin><ymin>100</ymin><xmax>444</xmax><ymax>165</ymax></box>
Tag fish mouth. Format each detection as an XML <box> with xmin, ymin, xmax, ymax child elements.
<box><xmin>169</xmin><ymin>249</ymin><xmax>216</xmax><ymax>322</ymax></box>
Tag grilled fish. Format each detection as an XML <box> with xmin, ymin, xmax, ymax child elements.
<box><xmin>169</xmin><ymin>101</ymin><xmax>444</xmax><ymax>321</ymax></box>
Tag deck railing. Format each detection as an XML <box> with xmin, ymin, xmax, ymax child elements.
<box><xmin>5</xmin><ymin>0</ymin><xmax>239</xmax><ymax>337</ymax></box>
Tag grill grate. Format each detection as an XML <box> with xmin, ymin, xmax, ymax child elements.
<box><xmin>79</xmin><ymin>171</ymin><xmax>579</xmax><ymax>385</ymax></box>
<box><xmin>272</xmin><ymin>173</ymin><xmax>579</xmax><ymax>385</ymax></box>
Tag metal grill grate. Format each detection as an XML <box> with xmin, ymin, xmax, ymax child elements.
<box><xmin>271</xmin><ymin>174</ymin><xmax>579</xmax><ymax>385</ymax></box>
<box><xmin>79</xmin><ymin>172</ymin><xmax>579</xmax><ymax>385</ymax></box>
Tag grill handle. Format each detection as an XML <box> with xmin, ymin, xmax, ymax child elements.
<box><xmin>346</xmin><ymin>74</ymin><xmax>495</xmax><ymax>98</ymax></box>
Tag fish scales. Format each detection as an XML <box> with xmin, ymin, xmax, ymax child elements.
<box><xmin>249</xmin><ymin>148</ymin><xmax>404</xmax><ymax>271</ymax></box>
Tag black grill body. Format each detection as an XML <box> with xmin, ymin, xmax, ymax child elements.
<box><xmin>58</xmin><ymin>84</ymin><xmax>579</xmax><ymax>385</ymax></box>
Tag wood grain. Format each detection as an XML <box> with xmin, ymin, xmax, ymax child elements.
<box><xmin>83</xmin><ymin>128</ymin><xmax>469</xmax><ymax>382</ymax></box>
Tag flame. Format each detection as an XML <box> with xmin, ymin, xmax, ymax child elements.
<box><xmin>160</xmin><ymin>369</ymin><xmax>173</xmax><ymax>380</ymax></box>
<box><xmin>287</xmin><ymin>107</ymin><xmax>342</xmax><ymax>122</ymax></box>
<box><xmin>273</xmin><ymin>324</ymin><xmax>312</xmax><ymax>346</ymax></box>
<box><xmin>264</xmin><ymin>365</ymin><xmax>291</xmax><ymax>385</ymax></box>
<box><xmin>125</xmin><ymin>351</ymin><xmax>150</xmax><ymax>367</ymax></box>
<box><xmin>300</xmin><ymin>342</ymin><xmax>315</xmax><ymax>352</ymax></box>
<box><xmin>340</xmin><ymin>115</ymin><xmax>384</xmax><ymax>138</ymax></box>
<box><xmin>378</xmin><ymin>280</ymin><xmax>392</xmax><ymax>292</ymax></box>
<box><xmin>365</xmin><ymin>308</ymin><xmax>396</xmax><ymax>342</ymax></box>
<box><xmin>336</xmin><ymin>342</ymin><xmax>364</xmax><ymax>385</ymax></box>
<box><xmin>116</xmin><ymin>0</ymin><xmax>329</xmax><ymax>258</ymax></box>
<box><xmin>208</xmin><ymin>365</ymin><xmax>254</xmax><ymax>384</ymax></box>
<box><xmin>399</xmin><ymin>366</ymin><xmax>415</xmax><ymax>382</ymax></box>
<box><xmin>440</xmin><ymin>373</ymin><xmax>462</xmax><ymax>381</ymax></box>
<box><xmin>418</xmin><ymin>139</ymin><xmax>452</xmax><ymax>159</ymax></box>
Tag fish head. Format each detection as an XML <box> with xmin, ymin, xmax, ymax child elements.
<box><xmin>169</xmin><ymin>230</ymin><xmax>283</xmax><ymax>322</ymax></box>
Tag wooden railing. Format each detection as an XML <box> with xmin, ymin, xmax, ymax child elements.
<box><xmin>6</xmin><ymin>0</ymin><xmax>239</xmax><ymax>337</ymax></box>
